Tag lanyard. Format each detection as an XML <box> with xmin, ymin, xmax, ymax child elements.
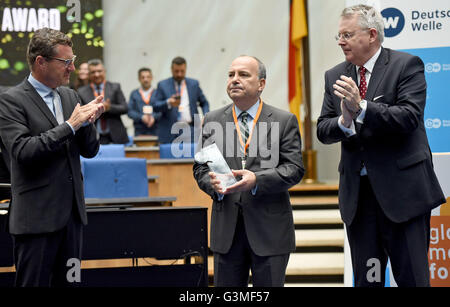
<box><xmin>139</xmin><ymin>88</ymin><xmax>154</xmax><ymax>105</ymax></box>
<box><xmin>90</xmin><ymin>81</ymin><xmax>106</xmax><ymax>98</ymax></box>
<box><xmin>232</xmin><ymin>101</ymin><xmax>263</xmax><ymax>168</ymax></box>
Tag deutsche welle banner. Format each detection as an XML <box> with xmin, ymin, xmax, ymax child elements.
<box><xmin>379</xmin><ymin>0</ymin><xmax>450</xmax><ymax>153</ymax></box>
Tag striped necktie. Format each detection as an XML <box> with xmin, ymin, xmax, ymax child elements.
<box><xmin>239</xmin><ymin>111</ymin><xmax>250</xmax><ymax>151</ymax></box>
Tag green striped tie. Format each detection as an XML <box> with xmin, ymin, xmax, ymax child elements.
<box><xmin>240</xmin><ymin>111</ymin><xmax>250</xmax><ymax>149</ymax></box>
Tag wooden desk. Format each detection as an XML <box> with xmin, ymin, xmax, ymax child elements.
<box><xmin>125</xmin><ymin>146</ymin><xmax>160</xmax><ymax>160</ymax></box>
<box><xmin>146</xmin><ymin>159</ymin><xmax>212</xmax><ymax>244</ymax></box>
<box><xmin>133</xmin><ymin>135</ymin><xmax>158</xmax><ymax>147</ymax></box>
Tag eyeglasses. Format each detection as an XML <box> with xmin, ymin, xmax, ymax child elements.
<box><xmin>335</xmin><ymin>29</ymin><xmax>369</xmax><ymax>41</ymax></box>
<box><xmin>47</xmin><ymin>55</ymin><xmax>77</xmax><ymax>67</ymax></box>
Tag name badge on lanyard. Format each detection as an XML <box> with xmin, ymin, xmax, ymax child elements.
<box><xmin>232</xmin><ymin>101</ymin><xmax>264</xmax><ymax>169</ymax></box>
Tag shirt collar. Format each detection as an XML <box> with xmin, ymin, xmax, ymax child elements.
<box><xmin>234</xmin><ymin>99</ymin><xmax>260</xmax><ymax>120</ymax></box>
<box><xmin>357</xmin><ymin>47</ymin><xmax>382</xmax><ymax>74</ymax></box>
<box><xmin>28</xmin><ymin>73</ymin><xmax>54</xmax><ymax>98</ymax></box>
<box><xmin>92</xmin><ymin>82</ymin><xmax>104</xmax><ymax>91</ymax></box>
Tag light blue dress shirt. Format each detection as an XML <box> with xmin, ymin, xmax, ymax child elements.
<box><xmin>27</xmin><ymin>74</ymin><xmax>75</xmax><ymax>134</ymax></box>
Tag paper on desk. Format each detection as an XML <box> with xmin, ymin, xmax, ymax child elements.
<box><xmin>194</xmin><ymin>143</ymin><xmax>237</xmax><ymax>189</ymax></box>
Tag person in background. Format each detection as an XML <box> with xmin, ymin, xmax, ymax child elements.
<box><xmin>78</xmin><ymin>59</ymin><xmax>129</xmax><ymax>144</ymax></box>
<box><xmin>317</xmin><ymin>4</ymin><xmax>445</xmax><ymax>287</ymax></box>
<box><xmin>128</xmin><ymin>68</ymin><xmax>161</xmax><ymax>136</ymax></box>
<box><xmin>72</xmin><ymin>62</ymin><xmax>89</xmax><ymax>90</ymax></box>
<box><xmin>151</xmin><ymin>56</ymin><xmax>209</xmax><ymax>143</ymax></box>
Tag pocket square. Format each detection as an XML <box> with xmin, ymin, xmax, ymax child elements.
<box><xmin>373</xmin><ymin>95</ymin><xmax>384</xmax><ymax>101</ymax></box>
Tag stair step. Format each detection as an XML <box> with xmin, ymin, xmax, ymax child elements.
<box><xmin>290</xmin><ymin>196</ymin><xmax>338</xmax><ymax>206</ymax></box>
<box><xmin>293</xmin><ymin>209</ymin><xmax>343</xmax><ymax>225</ymax></box>
<box><xmin>295</xmin><ymin>229</ymin><xmax>345</xmax><ymax>247</ymax></box>
<box><xmin>287</xmin><ymin>253</ymin><xmax>344</xmax><ymax>275</ymax></box>
<box><xmin>208</xmin><ymin>252</ymin><xmax>344</xmax><ymax>276</ymax></box>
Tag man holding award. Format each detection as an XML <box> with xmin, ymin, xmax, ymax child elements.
<box><xmin>193</xmin><ymin>55</ymin><xmax>304</xmax><ymax>287</ymax></box>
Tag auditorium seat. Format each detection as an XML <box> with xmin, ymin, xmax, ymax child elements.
<box><xmin>82</xmin><ymin>158</ymin><xmax>148</xmax><ymax>198</ymax></box>
<box><xmin>159</xmin><ymin>143</ymin><xmax>196</xmax><ymax>159</ymax></box>
<box><xmin>92</xmin><ymin>144</ymin><xmax>126</xmax><ymax>158</ymax></box>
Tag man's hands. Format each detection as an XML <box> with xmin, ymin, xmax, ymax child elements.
<box><xmin>67</xmin><ymin>95</ymin><xmax>105</xmax><ymax>131</ymax></box>
<box><xmin>103</xmin><ymin>98</ymin><xmax>111</xmax><ymax>112</ymax></box>
<box><xmin>209</xmin><ymin>169</ymin><xmax>256</xmax><ymax>195</ymax></box>
<box><xmin>333</xmin><ymin>75</ymin><xmax>362</xmax><ymax>127</ymax></box>
<box><xmin>141</xmin><ymin>114</ymin><xmax>155</xmax><ymax>128</ymax></box>
<box><xmin>168</xmin><ymin>94</ymin><xmax>181</xmax><ymax>108</ymax></box>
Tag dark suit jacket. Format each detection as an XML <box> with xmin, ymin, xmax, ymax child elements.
<box><xmin>193</xmin><ymin>102</ymin><xmax>304</xmax><ymax>256</ymax></box>
<box><xmin>151</xmin><ymin>77</ymin><xmax>209</xmax><ymax>143</ymax></box>
<box><xmin>317</xmin><ymin>47</ymin><xmax>445</xmax><ymax>225</ymax></box>
<box><xmin>0</xmin><ymin>80</ymin><xmax>100</xmax><ymax>235</ymax></box>
<box><xmin>78</xmin><ymin>81</ymin><xmax>129</xmax><ymax>144</ymax></box>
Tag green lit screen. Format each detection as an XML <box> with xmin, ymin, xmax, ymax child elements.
<box><xmin>0</xmin><ymin>0</ymin><xmax>103</xmax><ymax>86</ymax></box>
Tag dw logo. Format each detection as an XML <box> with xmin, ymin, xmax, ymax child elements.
<box><xmin>381</xmin><ymin>7</ymin><xmax>405</xmax><ymax>38</ymax></box>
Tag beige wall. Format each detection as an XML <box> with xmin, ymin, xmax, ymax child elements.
<box><xmin>307</xmin><ymin>0</ymin><xmax>346</xmax><ymax>182</ymax></box>
<box><xmin>101</xmin><ymin>0</ymin><xmax>346</xmax><ymax>182</ymax></box>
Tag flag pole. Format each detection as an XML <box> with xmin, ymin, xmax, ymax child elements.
<box><xmin>300</xmin><ymin>0</ymin><xmax>319</xmax><ymax>184</ymax></box>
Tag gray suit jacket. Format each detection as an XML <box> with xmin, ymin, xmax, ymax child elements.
<box><xmin>193</xmin><ymin>102</ymin><xmax>304</xmax><ymax>256</ymax></box>
<box><xmin>317</xmin><ymin>48</ymin><xmax>445</xmax><ymax>225</ymax></box>
<box><xmin>0</xmin><ymin>80</ymin><xmax>99</xmax><ymax>235</ymax></box>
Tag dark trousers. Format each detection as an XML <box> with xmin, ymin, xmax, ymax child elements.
<box><xmin>346</xmin><ymin>176</ymin><xmax>431</xmax><ymax>287</ymax></box>
<box><xmin>12</xmin><ymin>207</ymin><xmax>83</xmax><ymax>287</ymax></box>
<box><xmin>213</xmin><ymin>211</ymin><xmax>290</xmax><ymax>287</ymax></box>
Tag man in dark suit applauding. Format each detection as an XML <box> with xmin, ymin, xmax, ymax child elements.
<box><xmin>317</xmin><ymin>5</ymin><xmax>445</xmax><ymax>286</ymax></box>
<box><xmin>0</xmin><ymin>28</ymin><xmax>104</xmax><ymax>286</ymax></box>
<box><xmin>194</xmin><ymin>55</ymin><xmax>304</xmax><ymax>287</ymax></box>
<box><xmin>78</xmin><ymin>59</ymin><xmax>129</xmax><ymax>144</ymax></box>
<box><xmin>151</xmin><ymin>57</ymin><xmax>209</xmax><ymax>143</ymax></box>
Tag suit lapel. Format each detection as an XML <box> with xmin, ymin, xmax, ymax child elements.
<box><xmin>104</xmin><ymin>81</ymin><xmax>111</xmax><ymax>100</ymax></box>
<box><xmin>169</xmin><ymin>77</ymin><xmax>177</xmax><ymax>96</ymax></box>
<box><xmin>344</xmin><ymin>62</ymin><xmax>358</xmax><ymax>82</ymax></box>
<box><xmin>365</xmin><ymin>48</ymin><xmax>389</xmax><ymax>101</ymax></box>
<box><xmin>23</xmin><ymin>80</ymin><xmax>58</xmax><ymax>127</ymax></box>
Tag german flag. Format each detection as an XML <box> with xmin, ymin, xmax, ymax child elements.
<box><xmin>288</xmin><ymin>0</ymin><xmax>308</xmax><ymax>134</ymax></box>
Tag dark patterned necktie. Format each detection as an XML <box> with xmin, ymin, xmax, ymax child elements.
<box><xmin>359</xmin><ymin>66</ymin><xmax>367</xmax><ymax>99</ymax></box>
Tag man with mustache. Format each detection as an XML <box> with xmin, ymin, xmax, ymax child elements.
<box><xmin>78</xmin><ymin>59</ymin><xmax>129</xmax><ymax>144</ymax></box>
<box><xmin>194</xmin><ymin>55</ymin><xmax>304</xmax><ymax>286</ymax></box>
